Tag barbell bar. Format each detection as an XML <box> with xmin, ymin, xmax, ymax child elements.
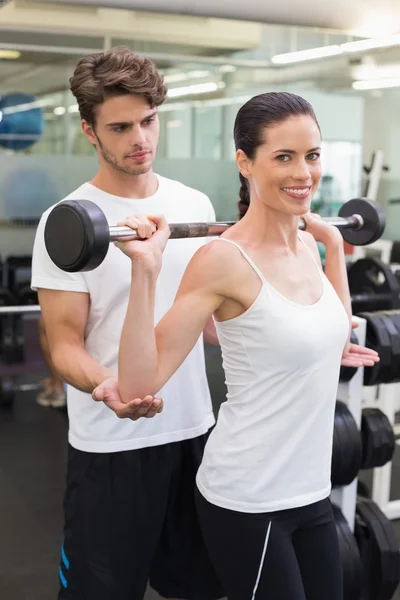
<box><xmin>44</xmin><ymin>197</ymin><xmax>386</xmax><ymax>273</ymax></box>
<box><xmin>0</xmin><ymin>305</ymin><xmax>41</xmax><ymax>314</ymax></box>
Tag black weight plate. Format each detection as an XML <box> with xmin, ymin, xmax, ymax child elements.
<box><xmin>332</xmin><ymin>504</ymin><xmax>363</xmax><ymax>600</ymax></box>
<box><xmin>383</xmin><ymin>310</ymin><xmax>400</xmax><ymax>383</ymax></box>
<box><xmin>16</xmin><ymin>284</ymin><xmax>38</xmax><ymax>306</ymax></box>
<box><xmin>355</xmin><ymin>498</ymin><xmax>400</xmax><ymax>600</ymax></box>
<box><xmin>379</xmin><ymin>312</ymin><xmax>400</xmax><ymax>384</ymax></box>
<box><xmin>339</xmin><ymin>198</ymin><xmax>386</xmax><ymax>246</ymax></box>
<box><xmin>348</xmin><ymin>257</ymin><xmax>400</xmax><ymax>314</ymax></box>
<box><xmin>360</xmin><ymin>408</ymin><xmax>395</xmax><ymax>470</ymax></box>
<box><xmin>339</xmin><ymin>330</ymin><xmax>359</xmax><ymax>382</ymax></box>
<box><xmin>371</xmin><ymin>314</ymin><xmax>397</xmax><ymax>384</ymax></box>
<box><xmin>339</xmin><ymin>364</ymin><xmax>358</xmax><ymax>383</ymax></box>
<box><xmin>391</xmin><ymin>241</ymin><xmax>400</xmax><ymax>264</ymax></box>
<box><xmin>0</xmin><ymin>287</ymin><xmax>16</xmax><ymax>306</ymax></box>
<box><xmin>332</xmin><ymin>401</ymin><xmax>362</xmax><ymax>487</ymax></box>
<box><xmin>0</xmin><ymin>377</ymin><xmax>15</xmax><ymax>409</ymax></box>
<box><xmin>44</xmin><ymin>200</ymin><xmax>110</xmax><ymax>272</ymax></box>
<box><xmin>359</xmin><ymin>312</ymin><xmax>393</xmax><ymax>386</ymax></box>
<box><xmin>357</xmin><ymin>480</ymin><xmax>371</xmax><ymax>499</ymax></box>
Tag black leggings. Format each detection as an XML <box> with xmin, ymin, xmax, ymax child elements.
<box><xmin>195</xmin><ymin>489</ymin><xmax>343</xmax><ymax>600</ymax></box>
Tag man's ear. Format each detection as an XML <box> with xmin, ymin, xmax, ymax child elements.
<box><xmin>82</xmin><ymin>120</ymin><xmax>97</xmax><ymax>147</ymax></box>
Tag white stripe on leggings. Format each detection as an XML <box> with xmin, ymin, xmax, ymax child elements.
<box><xmin>251</xmin><ymin>521</ymin><xmax>272</xmax><ymax>600</ymax></box>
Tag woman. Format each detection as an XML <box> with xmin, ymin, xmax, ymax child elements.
<box><xmin>99</xmin><ymin>92</ymin><xmax>379</xmax><ymax>599</ymax></box>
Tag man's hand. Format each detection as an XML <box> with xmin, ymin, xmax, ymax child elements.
<box><xmin>92</xmin><ymin>376</ymin><xmax>163</xmax><ymax>421</ymax></box>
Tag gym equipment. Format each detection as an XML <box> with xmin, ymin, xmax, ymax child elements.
<box><xmin>0</xmin><ymin>305</ymin><xmax>41</xmax><ymax>315</ymax></box>
<box><xmin>0</xmin><ymin>302</ymin><xmax>41</xmax><ymax>369</ymax></box>
<box><xmin>0</xmin><ymin>377</ymin><xmax>41</xmax><ymax>409</ymax></box>
<box><xmin>348</xmin><ymin>258</ymin><xmax>400</xmax><ymax>314</ymax></box>
<box><xmin>0</xmin><ymin>377</ymin><xmax>15</xmax><ymax>408</ymax></box>
<box><xmin>363</xmin><ymin>150</ymin><xmax>389</xmax><ymax>202</ymax></box>
<box><xmin>339</xmin><ymin>330</ymin><xmax>358</xmax><ymax>383</ymax></box>
<box><xmin>360</xmin><ymin>311</ymin><xmax>400</xmax><ymax>386</ymax></box>
<box><xmin>332</xmin><ymin>504</ymin><xmax>363</xmax><ymax>600</ymax></box>
<box><xmin>357</xmin><ymin>480</ymin><xmax>371</xmax><ymax>499</ymax></box>
<box><xmin>0</xmin><ymin>287</ymin><xmax>18</xmax><ymax>365</ymax></box>
<box><xmin>4</xmin><ymin>255</ymin><xmax>38</xmax><ymax>308</ymax></box>
<box><xmin>331</xmin><ymin>401</ymin><xmax>362</xmax><ymax>487</ymax></box>
<box><xmin>44</xmin><ymin>197</ymin><xmax>385</xmax><ymax>273</ymax></box>
<box><xmin>354</xmin><ymin>498</ymin><xmax>400</xmax><ymax>600</ymax></box>
<box><xmin>390</xmin><ymin>241</ymin><xmax>400</xmax><ymax>264</ymax></box>
<box><xmin>0</xmin><ymin>92</ymin><xmax>45</xmax><ymax>151</ymax></box>
<box><xmin>15</xmin><ymin>284</ymin><xmax>38</xmax><ymax>305</ymax></box>
<box><xmin>360</xmin><ymin>408</ymin><xmax>395</xmax><ymax>470</ymax></box>
<box><xmin>0</xmin><ymin>303</ymin><xmax>45</xmax><ymax>410</ymax></box>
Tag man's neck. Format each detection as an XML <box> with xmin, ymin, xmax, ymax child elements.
<box><xmin>90</xmin><ymin>169</ymin><xmax>159</xmax><ymax>200</ymax></box>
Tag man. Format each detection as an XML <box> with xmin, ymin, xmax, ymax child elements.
<box><xmin>31</xmin><ymin>46</ymin><xmax>222</xmax><ymax>600</ymax></box>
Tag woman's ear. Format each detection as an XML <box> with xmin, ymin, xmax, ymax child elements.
<box><xmin>236</xmin><ymin>149</ymin><xmax>251</xmax><ymax>179</ymax></box>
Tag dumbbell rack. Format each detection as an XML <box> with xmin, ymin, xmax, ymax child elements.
<box><xmin>0</xmin><ymin>305</ymin><xmax>45</xmax><ymax>402</ymax></box>
<box><xmin>364</xmin><ymin>381</ymin><xmax>400</xmax><ymax>520</ymax></box>
<box><xmin>331</xmin><ymin>316</ymin><xmax>367</xmax><ymax>532</ymax></box>
<box><xmin>350</xmin><ymin>240</ymin><xmax>400</xmax><ymax>520</ymax></box>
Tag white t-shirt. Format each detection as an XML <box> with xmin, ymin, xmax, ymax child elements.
<box><xmin>31</xmin><ymin>174</ymin><xmax>216</xmax><ymax>453</ymax></box>
<box><xmin>196</xmin><ymin>238</ymin><xmax>349</xmax><ymax>513</ymax></box>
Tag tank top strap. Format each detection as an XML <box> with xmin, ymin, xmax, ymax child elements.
<box><xmin>297</xmin><ymin>235</ymin><xmax>324</xmax><ymax>276</ymax></box>
<box><xmin>213</xmin><ymin>238</ymin><xmax>266</xmax><ymax>284</ymax></box>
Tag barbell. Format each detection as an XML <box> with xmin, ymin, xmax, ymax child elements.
<box><xmin>44</xmin><ymin>197</ymin><xmax>386</xmax><ymax>273</ymax></box>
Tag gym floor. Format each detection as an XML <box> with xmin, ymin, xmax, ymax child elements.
<box><xmin>0</xmin><ymin>370</ymin><xmax>399</xmax><ymax>599</ymax></box>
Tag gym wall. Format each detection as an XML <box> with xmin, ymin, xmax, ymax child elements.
<box><xmin>1</xmin><ymin>4</ymin><xmax>400</xmax><ymax>256</ymax></box>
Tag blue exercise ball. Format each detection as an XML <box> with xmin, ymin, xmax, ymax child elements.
<box><xmin>0</xmin><ymin>92</ymin><xmax>45</xmax><ymax>151</ymax></box>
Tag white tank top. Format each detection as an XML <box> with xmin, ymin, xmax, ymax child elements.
<box><xmin>196</xmin><ymin>237</ymin><xmax>349</xmax><ymax>513</ymax></box>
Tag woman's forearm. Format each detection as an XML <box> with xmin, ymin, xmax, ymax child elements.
<box><xmin>324</xmin><ymin>237</ymin><xmax>352</xmax><ymax>333</ymax></box>
<box><xmin>118</xmin><ymin>264</ymin><xmax>159</xmax><ymax>403</ymax></box>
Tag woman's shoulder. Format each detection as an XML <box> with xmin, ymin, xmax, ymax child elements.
<box><xmin>184</xmin><ymin>238</ymin><xmax>246</xmax><ymax>288</ymax></box>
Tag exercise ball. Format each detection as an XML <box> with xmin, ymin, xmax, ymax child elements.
<box><xmin>0</xmin><ymin>92</ymin><xmax>45</xmax><ymax>151</ymax></box>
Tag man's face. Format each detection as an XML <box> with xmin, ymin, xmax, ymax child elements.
<box><xmin>82</xmin><ymin>94</ymin><xmax>160</xmax><ymax>176</ymax></box>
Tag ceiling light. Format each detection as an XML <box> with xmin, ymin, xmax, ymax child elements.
<box><xmin>352</xmin><ymin>62</ymin><xmax>400</xmax><ymax>81</ymax></box>
<box><xmin>54</xmin><ymin>106</ymin><xmax>66</xmax><ymax>115</ymax></box>
<box><xmin>271</xmin><ymin>32</ymin><xmax>400</xmax><ymax>66</ymax></box>
<box><xmin>271</xmin><ymin>45</ymin><xmax>343</xmax><ymax>65</ymax></box>
<box><xmin>342</xmin><ymin>34</ymin><xmax>400</xmax><ymax>53</ymax></box>
<box><xmin>352</xmin><ymin>77</ymin><xmax>400</xmax><ymax>90</ymax></box>
<box><xmin>0</xmin><ymin>50</ymin><xmax>21</xmax><ymax>60</ymax></box>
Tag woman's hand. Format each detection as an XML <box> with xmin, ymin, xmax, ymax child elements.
<box><xmin>114</xmin><ymin>214</ymin><xmax>170</xmax><ymax>275</ymax></box>
<box><xmin>302</xmin><ymin>212</ymin><xmax>343</xmax><ymax>247</ymax></box>
<box><xmin>341</xmin><ymin>343</ymin><xmax>379</xmax><ymax>368</ymax></box>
